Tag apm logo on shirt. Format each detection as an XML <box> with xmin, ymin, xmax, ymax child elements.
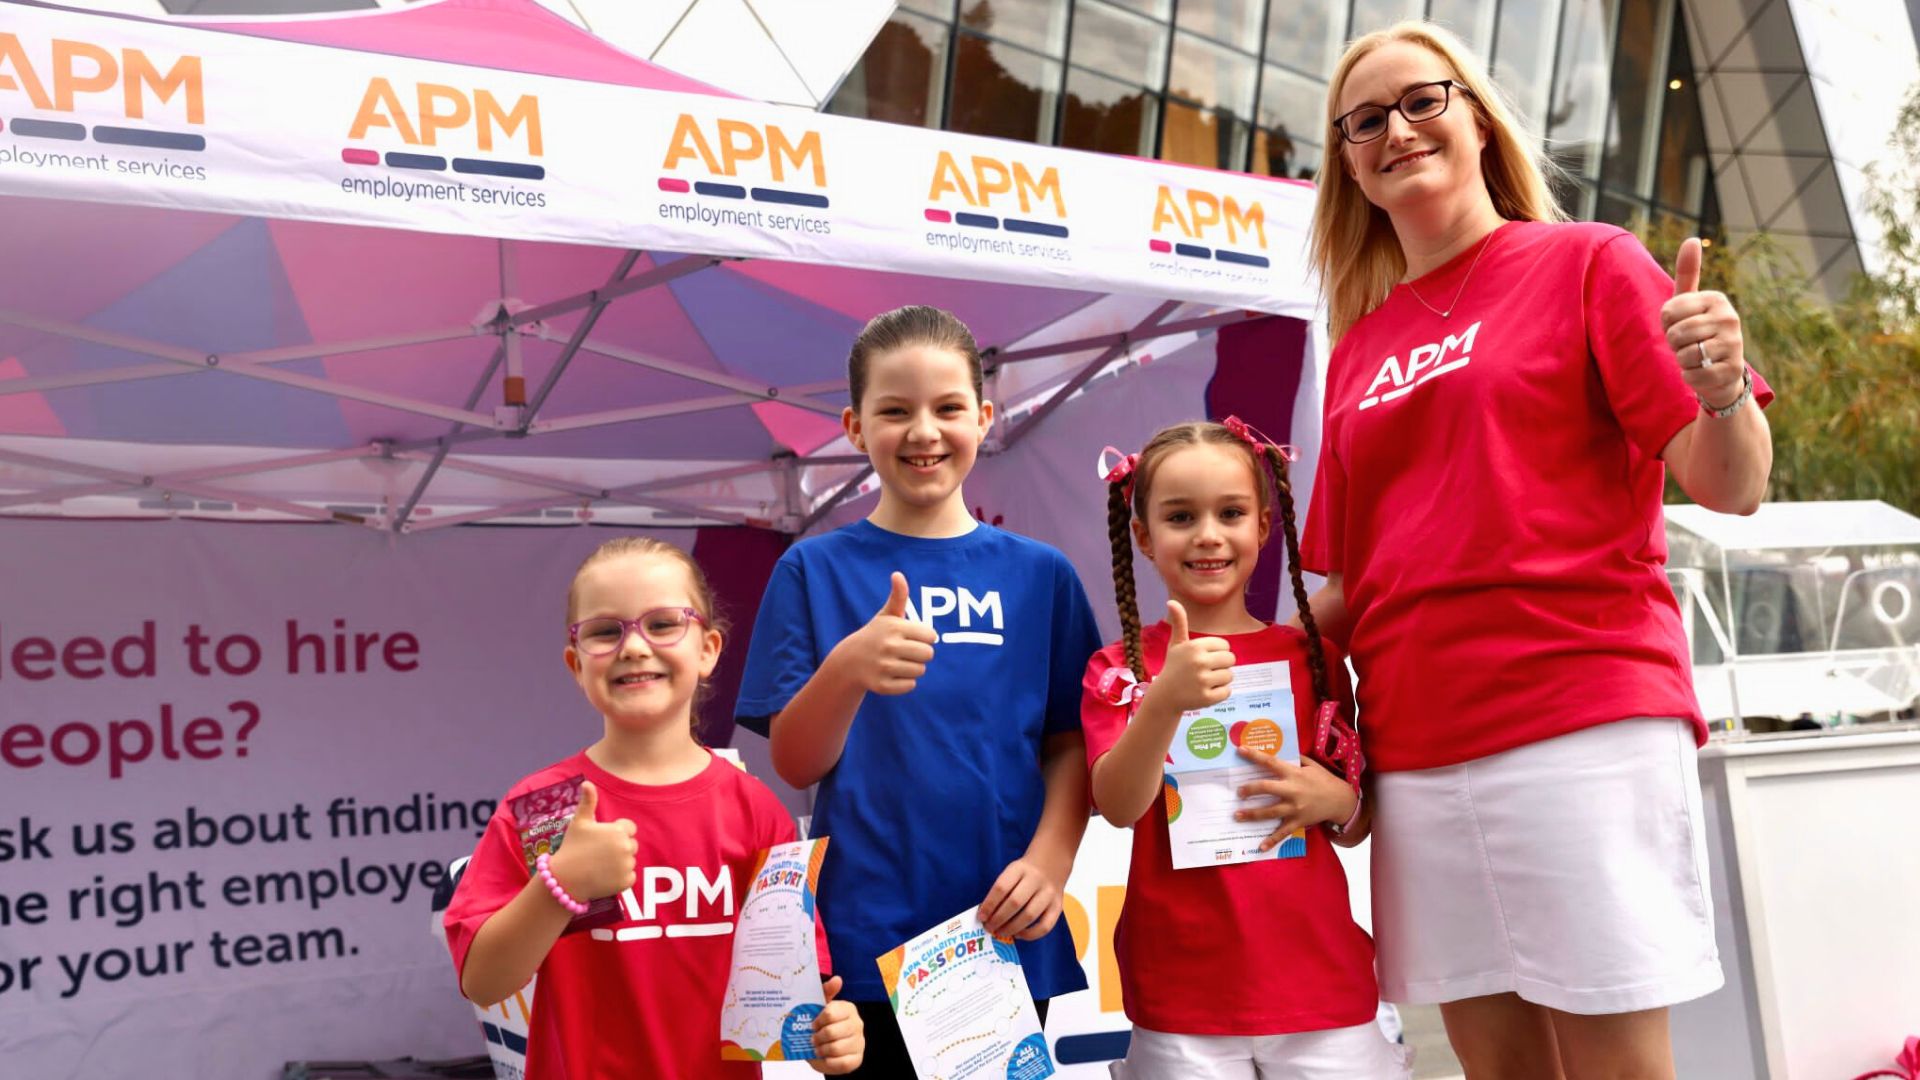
<box><xmin>902</xmin><ymin>586</ymin><xmax>1005</xmax><ymax>646</ymax></box>
<box><xmin>1357</xmin><ymin>320</ymin><xmax>1481</xmax><ymax>411</ymax></box>
<box><xmin>589</xmin><ymin>864</ymin><xmax>734</xmax><ymax>944</ymax></box>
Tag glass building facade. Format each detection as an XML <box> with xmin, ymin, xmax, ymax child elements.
<box><xmin>826</xmin><ymin>0</ymin><xmax>1874</xmax><ymax>293</ymax></box>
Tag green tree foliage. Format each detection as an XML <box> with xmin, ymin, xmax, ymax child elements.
<box><xmin>1637</xmin><ymin>86</ymin><xmax>1920</xmax><ymax>515</ymax></box>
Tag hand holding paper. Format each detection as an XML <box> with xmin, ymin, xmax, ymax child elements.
<box><xmin>806</xmin><ymin>976</ymin><xmax>865</xmax><ymax>1075</ymax></box>
<box><xmin>1233</xmin><ymin>750</ymin><xmax>1357</xmax><ymax>852</ymax></box>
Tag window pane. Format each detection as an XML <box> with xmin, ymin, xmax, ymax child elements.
<box><xmin>1102</xmin><ymin>0</ymin><xmax>1172</xmax><ymax>17</ymax></box>
<box><xmin>1653</xmin><ymin>0</ymin><xmax>1709</xmax><ymax>215</ymax></box>
<box><xmin>1263</xmin><ymin>0</ymin><xmax>1342</xmax><ymax>78</ymax></box>
<box><xmin>1545</xmin><ymin>0</ymin><xmax>1616</xmax><ymax>183</ymax></box>
<box><xmin>960</xmin><ymin>0</ymin><xmax>1070</xmax><ymax>56</ymax></box>
<box><xmin>1258</xmin><ymin>64</ymin><xmax>1328</xmax><ymax>151</ymax></box>
<box><xmin>1168</xmin><ymin>30</ymin><xmax>1257</xmax><ymax>116</ymax></box>
<box><xmin>826</xmin><ymin>11</ymin><xmax>950</xmax><ymax>128</ymax></box>
<box><xmin>1492</xmin><ymin>0</ymin><xmax>1563</xmax><ymax>132</ymax></box>
<box><xmin>949</xmin><ymin>32</ymin><xmax>1063</xmax><ymax>143</ymax></box>
<box><xmin>1601</xmin><ymin>0</ymin><xmax>1663</xmax><ymax>195</ymax></box>
<box><xmin>1062</xmin><ymin>67</ymin><xmax>1160</xmax><ymax>155</ymax></box>
<box><xmin>1349</xmin><ymin>0</ymin><xmax>1425</xmax><ymax>36</ymax></box>
<box><xmin>1176</xmin><ymin>0</ymin><xmax>1262</xmax><ymax>51</ymax></box>
<box><xmin>1427</xmin><ymin>0</ymin><xmax>1498</xmax><ymax>56</ymax></box>
<box><xmin>1069</xmin><ymin>0</ymin><xmax>1168</xmax><ymax>87</ymax></box>
<box><xmin>900</xmin><ymin>0</ymin><xmax>956</xmax><ymax>18</ymax></box>
<box><xmin>1596</xmin><ymin>191</ymin><xmax>1645</xmax><ymax>228</ymax></box>
<box><xmin>1252</xmin><ymin>130</ymin><xmax>1323</xmax><ymax>181</ymax></box>
<box><xmin>1161</xmin><ymin>99</ymin><xmax>1252</xmax><ymax>169</ymax></box>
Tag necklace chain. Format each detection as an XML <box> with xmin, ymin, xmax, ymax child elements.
<box><xmin>1405</xmin><ymin>229</ymin><xmax>1498</xmax><ymax>319</ymax></box>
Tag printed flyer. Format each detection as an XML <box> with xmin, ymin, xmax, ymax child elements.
<box><xmin>877</xmin><ymin>909</ymin><xmax>1055</xmax><ymax>1080</ymax></box>
<box><xmin>720</xmin><ymin>838</ymin><xmax>830</xmax><ymax>1062</ymax></box>
<box><xmin>1164</xmin><ymin>660</ymin><xmax>1308</xmax><ymax>869</ymax></box>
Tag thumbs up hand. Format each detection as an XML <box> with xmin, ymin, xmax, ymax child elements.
<box><xmin>546</xmin><ymin>781</ymin><xmax>639</xmax><ymax>902</ymax></box>
<box><xmin>1659</xmin><ymin>237</ymin><xmax>1747</xmax><ymax>408</ymax></box>
<box><xmin>835</xmin><ymin>571</ymin><xmax>938</xmax><ymax>696</ymax></box>
<box><xmin>1144</xmin><ymin>600</ymin><xmax>1236</xmax><ymax>714</ymax></box>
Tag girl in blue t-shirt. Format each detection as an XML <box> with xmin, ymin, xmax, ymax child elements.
<box><xmin>736</xmin><ymin>305</ymin><xmax>1101</xmax><ymax>1077</ymax></box>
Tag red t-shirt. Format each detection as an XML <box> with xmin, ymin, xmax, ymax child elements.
<box><xmin>445</xmin><ymin>751</ymin><xmax>828</xmax><ymax>1079</ymax></box>
<box><xmin>1302</xmin><ymin>220</ymin><xmax>1773</xmax><ymax>772</ymax></box>
<box><xmin>1081</xmin><ymin>622</ymin><xmax>1380</xmax><ymax>1035</ymax></box>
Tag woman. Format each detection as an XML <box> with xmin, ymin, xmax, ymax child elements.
<box><xmin>1299</xmin><ymin>21</ymin><xmax>1772</xmax><ymax>1079</ymax></box>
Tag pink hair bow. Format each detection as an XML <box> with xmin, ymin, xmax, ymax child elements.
<box><xmin>1221</xmin><ymin>415</ymin><xmax>1300</xmax><ymax>462</ymax></box>
<box><xmin>1851</xmin><ymin>1037</ymin><xmax>1920</xmax><ymax>1080</ymax></box>
<box><xmin>1098</xmin><ymin>445</ymin><xmax>1140</xmax><ymax>500</ymax></box>
<box><xmin>1096</xmin><ymin>665</ymin><xmax>1148</xmax><ymax>708</ymax></box>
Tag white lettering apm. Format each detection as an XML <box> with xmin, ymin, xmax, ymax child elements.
<box><xmin>902</xmin><ymin>586</ymin><xmax>1005</xmax><ymax>645</ymax></box>
<box><xmin>595</xmin><ymin>865</ymin><xmax>735</xmax><ymax>944</ymax></box>
<box><xmin>1358</xmin><ymin>320</ymin><xmax>1481</xmax><ymax>410</ymax></box>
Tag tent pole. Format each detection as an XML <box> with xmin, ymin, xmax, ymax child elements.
<box><xmin>0</xmin><ymin>325</ymin><xmax>484</xmax><ymax>399</ymax></box>
<box><xmin>0</xmin><ymin>445</ymin><xmax>362</xmax><ymax>524</ymax></box>
<box><xmin>507</xmin><ymin>255</ymin><xmax>720</xmax><ymax>327</ymax></box>
<box><xmin>390</xmin><ymin>342</ymin><xmax>510</xmax><ymax>533</ymax></box>
<box><xmin>0</xmin><ymin>445</ymin><xmax>383</xmax><ymax>512</ymax></box>
<box><xmin>575</xmin><ymin>338</ymin><xmax>845</xmax><ymax>416</ymax></box>
<box><xmin>989</xmin><ymin>309</ymin><xmax>1269</xmax><ymax>365</ymax></box>
<box><xmin>499</xmin><ymin>241</ymin><xmax>528</xmax><ymax>422</ymax></box>
<box><xmin>798</xmin><ymin>464</ymin><xmax>873</xmax><ymax>535</ymax></box>
<box><xmin>520</xmin><ymin>250</ymin><xmax>643</xmax><ymax>426</ymax></box>
<box><xmin>997</xmin><ymin>300</ymin><xmax>1182</xmax><ymax>453</ymax></box>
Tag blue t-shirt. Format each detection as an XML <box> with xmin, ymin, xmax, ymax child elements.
<box><xmin>737</xmin><ymin>518</ymin><xmax>1100</xmax><ymax>1002</ymax></box>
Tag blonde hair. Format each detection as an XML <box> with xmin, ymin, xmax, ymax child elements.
<box><xmin>566</xmin><ymin>535</ymin><xmax>729</xmax><ymax>733</ymax></box>
<box><xmin>1310</xmin><ymin>20</ymin><xmax>1568</xmax><ymax>340</ymax></box>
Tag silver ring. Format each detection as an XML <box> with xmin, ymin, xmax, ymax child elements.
<box><xmin>1697</xmin><ymin>340</ymin><xmax>1714</xmax><ymax>368</ymax></box>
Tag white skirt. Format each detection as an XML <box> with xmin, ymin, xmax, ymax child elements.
<box><xmin>1370</xmin><ymin>717</ymin><xmax>1723</xmax><ymax>1015</ymax></box>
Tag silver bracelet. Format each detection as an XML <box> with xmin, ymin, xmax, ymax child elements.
<box><xmin>1700</xmin><ymin>366</ymin><xmax>1753</xmax><ymax>419</ymax></box>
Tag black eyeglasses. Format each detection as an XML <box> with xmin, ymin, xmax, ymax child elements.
<box><xmin>1332</xmin><ymin>80</ymin><xmax>1466</xmax><ymax>144</ymax></box>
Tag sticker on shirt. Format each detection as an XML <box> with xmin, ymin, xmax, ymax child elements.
<box><xmin>900</xmin><ymin>582</ymin><xmax>1006</xmax><ymax>646</ymax></box>
<box><xmin>876</xmin><ymin>908</ymin><xmax>1056</xmax><ymax>1080</ymax></box>
<box><xmin>1165</xmin><ymin>660</ymin><xmax>1306</xmax><ymax>869</ymax></box>
<box><xmin>721</xmin><ymin>838</ymin><xmax>829</xmax><ymax>1062</ymax></box>
<box><xmin>1357</xmin><ymin>320</ymin><xmax>1481</xmax><ymax>411</ymax></box>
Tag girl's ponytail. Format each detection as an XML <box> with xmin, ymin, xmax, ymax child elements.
<box><xmin>1106</xmin><ymin>464</ymin><xmax>1147</xmax><ymax>683</ymax></box>
<box><xmin>1262</xmin><ymin>443</ymin><xmax>1332</xmax><ymax>708</ymax></box>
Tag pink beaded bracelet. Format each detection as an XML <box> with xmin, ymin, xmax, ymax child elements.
<box><xmin>534</xmin><ymin>853</ymin><xmax>589</xmax><ymax>915</ymax></box>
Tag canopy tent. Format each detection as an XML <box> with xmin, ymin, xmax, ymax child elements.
<box><xmin>0</xmin><ymin>6</ymin><xmax>1331</xmax><ymax>1074</ymax></box>
<box><xmin>0</xmin><ymin>0</ymin><xmax>1325</xmax><ymax>535</ymax></box>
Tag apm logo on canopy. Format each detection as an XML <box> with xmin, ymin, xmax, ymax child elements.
<box><xmin>0</xmin><ymin>34</ymin><xmax>206</xmax><ymax>152</ymax></box>
<box><xmin>1148</xmin><ymin>184</ymin><xmax>1270</xmax><ymax>268</ymax></box>
<box><xmin>342</xmin><ymin>78</ymin><xmax>545</xmax><ymax>181</ymax></box>
<box><xmin>923</xmin><ymin>150</ymin><xmax>1069</xmax><ymax>239</ymax></box>
<box><xmin>658</xmin><ymin>114</ymin><xmax>830</xmax><ymax>208</ymax></box>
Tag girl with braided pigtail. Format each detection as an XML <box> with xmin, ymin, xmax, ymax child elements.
<box><xmin>1082</xmin><ymin>420</ymin><xmax>1406</xmax><ymax>1079</ymax></box>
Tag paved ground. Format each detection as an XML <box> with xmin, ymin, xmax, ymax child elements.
<box><xmin>1399</xmin><ymin>1002</ymin><xmax>1466</xmax><ymax>1079</ymax></box>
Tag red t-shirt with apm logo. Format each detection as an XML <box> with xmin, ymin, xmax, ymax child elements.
<box><xmin>1081</xmin><ymin>623</ymin><xmax>1380</xmax><ymax>1036</ymax></box>
<box><xmin>1302</xmin><ymin>220</ymin><xmax>1773</xmax><ymax>773</ymax></box>
<box><xmin>445</xmin><ymin>751</ymin><xmax>826</xmax><ymax>1079</ymax></box>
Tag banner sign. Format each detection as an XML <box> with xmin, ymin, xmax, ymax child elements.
<box><xmin>0</xmin><ymin>5</ymin><xmax>1319</xmax><ymax>316</ymax></box>
<box><xmin>0</xmin><ymin>519</ymin><xmax>674</xmax><ymax>1077</ymax></box>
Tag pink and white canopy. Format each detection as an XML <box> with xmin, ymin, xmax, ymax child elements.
<box><xmin>0</xmin><ymin>0</ymin><xmax>1320</xmax><ymax>533</ymax></box>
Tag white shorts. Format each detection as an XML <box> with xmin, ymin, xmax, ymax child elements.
<box><xmin>1112</xmin><ymin>1021</ymin><xmax>1413</xmax><ymax>1080</ymax></box>
<box><xmin>1371</xmin><ymin>717</ymin><xmax>1724</xmax><ymax>1015</ymax></box>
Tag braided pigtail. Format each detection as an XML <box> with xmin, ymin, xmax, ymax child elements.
<box><xmin>1108</xmin><ymin>476</ymin><xmax>1147</xmax><ymax>682</ymax></box>
<box><xmin>1265</xmin><ymin>443</ymin><xmax>1332</xmax><ymax>707</ymax></box>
